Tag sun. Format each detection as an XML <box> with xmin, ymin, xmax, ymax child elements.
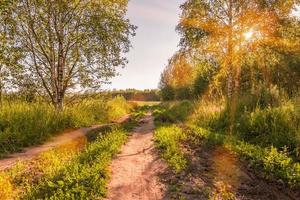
<box><xmin>243</xmin><ymin>29</ymin><xmax>254</xmax><ymax>40</ymax></box>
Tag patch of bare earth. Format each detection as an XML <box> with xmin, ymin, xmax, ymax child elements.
<box><xmin>105</xmin><ymin>113</ymin><xmax>167</xmax><ymax>200</ymax></box>
<box><xmin>161</xmin><ymin>140</ymin><xmax>300</xmax><ymax>200</ymax></box>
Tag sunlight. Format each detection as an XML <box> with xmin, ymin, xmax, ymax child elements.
<box><xmin>243</xmin><ymin>29</ymin><xmax>254</xmax><ymax>40</ymax></box>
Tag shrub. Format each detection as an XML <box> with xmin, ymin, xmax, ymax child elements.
<box><xmin>237</xmin><ymin>102</ymin><xmax>300</xmax><ymax>153</ymax></box>
<box><xmin>154</xmin><ymin>101</ymin><xmax>194</xmax><ymax>123</ymax></box>
<box><xmin>191</xmin><ymin>100</ymin><xmax>229</xmax><ymax>132</ymax></box>
<box><xmin>154</xmin><ymin>125</ymin><xmax>187</xmax><ymax>173</ymax></box>
<box><xmin>106</xmin><ymin>96</ymin><xmax>132</xmax><ymax>121</ymax></box>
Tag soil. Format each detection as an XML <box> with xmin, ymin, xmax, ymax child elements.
<box><xmin>105</xmin><ymin>113</ymin><xmax>167</xmax><ymax>200</ymax></box>
<box><xmin>161</xmin><ymin>140</ymin><xmax>300</xmax><ymax>200</ymax></box>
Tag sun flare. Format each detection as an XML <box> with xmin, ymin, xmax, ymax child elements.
<box><xmin>243</xmin><ymin>29</ymin><xmax>254</xmax><ymax>40</ymax></box>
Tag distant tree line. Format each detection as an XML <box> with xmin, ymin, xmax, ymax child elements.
<box><xmin>103</xmin><ymin>89</ymin><xmax>160</xmax><ymax>101</ymax></box>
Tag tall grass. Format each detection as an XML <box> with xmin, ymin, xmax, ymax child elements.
<box><xmin>154</xmin><ymin>125</ymin><xmax>187</xmax><ymax>173</ymax></box>
<box><xmin>0</xmin><ymin>96</ymin><xmax>132</xmax><ymax>157</ymax></box>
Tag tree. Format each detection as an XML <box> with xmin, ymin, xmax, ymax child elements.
<box><xmin>159</xmin><ymin>65</ymin><xmax>175</xmax><ymax>101</ymax></box>
<box><xmin>159</xmin><ymin>51</ymin><xmax>195</xmax><ymax>100</ymax></box>
<box><xmin>0</xmin><ymin>0</ymin><xmax>21</xmax><ymax>105</ymax></box>
<box><xmin>6</xmin><ymin>0</ymin><xmax>136</xmax><ymax>110</ymax></box>
<box><xmin>177</xmin><ymin>0</ymin><xmax>300</xmax><ymax>133</ymax></box>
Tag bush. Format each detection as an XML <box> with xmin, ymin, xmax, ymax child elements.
<box><xmin>154</xmin><ymin>125</ymin><xmax>187</xmax><ymax>173</ymax></box>
<box><xmin>154</xmin><ymin>101</ymin><xmax>194</xmax><ymax>123</ymax></box>
<box><xmin>237</xmin><ymin>102</ymin><xmax>300</xmax><ymax>153</ymax></box>
<box><xmin>106</xmin><ymin>96</ymin><xmax>132</xmax><ymax>121</ymax></box>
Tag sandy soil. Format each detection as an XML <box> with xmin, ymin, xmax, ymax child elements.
<box><xmin>105</xmin><ymin>113</ymin><xmax>167</xmax><ymax>200</ymax></box>
<box><xmin>0</xmin><ymin>115</ymin><xmax>130</xmax><ymax>171</ymax></box>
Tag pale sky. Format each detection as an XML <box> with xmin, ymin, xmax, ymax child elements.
<box><xmin>104</xmin><ymin>0</ymin><xmax>185</xmax><ymax>90</ymax></box>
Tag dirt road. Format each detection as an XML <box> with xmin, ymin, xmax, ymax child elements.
<box><xmin>105</xmin><ymin>113</ymin><xmax>167</xmax><ymax>200</ymax></box>
<box><xmin>0</xmin><ymin>115</ymin><xmax>130</xmax><ymax>171</ymax></box>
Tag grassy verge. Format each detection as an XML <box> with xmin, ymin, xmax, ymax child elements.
<box><xmin>189</xmin><ymin>125</ymin><xmax>300</xmax><ymax>188</ymax></box>
<box><xmin>154</xmin><ymin>124</ymin><xmax>187</xmax><ymax>173</ymax></box>
<box><xmin>25</xmin><ymin>128</ymin><xmax>128</xmax><ymax>199</ymax></box>
<box><xmin>0</xmin><ymin>126</ymin><xmax>129</xmax><ymax>200</ymax></box>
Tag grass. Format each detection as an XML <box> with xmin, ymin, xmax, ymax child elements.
<box><xmin>0</xmin><ymin>96</ymin><xmax>132</xmax><ymax>157</ymax></box>
<box><xmin>155</xmin><ymin>99</ymin><xmax>300</xmax><ymax>188</ymax></box>
<box><xmin>0</xmin><ymin>126</ymin><xmax>129</xmax><ymax>200</ymax></box>
<box><xmin>153</xmin><ymin>100</ymin><xmax>194</xmax><ymax>123</ymax></box>
<box><xmin>188</xmin><ymin>125</ymin><xmax>300</xmax><ymax>188</ymax></box>
<box><xmin>154</xmin><ymin>124</ymin><xmax>187</xmax><ymax>173</ymax></box>
<box><xmin>0</xmin><ymin>105</ymin><xmax>143</xmax><ymax>200</ymax></box>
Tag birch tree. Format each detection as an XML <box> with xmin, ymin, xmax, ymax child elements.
<box><xmin>7</xmin><ymin>0</ymin><xmax>136</xmax><ymax>110</ymax></box>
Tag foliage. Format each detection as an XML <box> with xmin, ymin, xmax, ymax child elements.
<box><xmin>154</xmin><ymin>125</ymin><xmax>187</xmax><ymax>173</ymax></box>
<box><xmin>153</xmin><ymin>101</ymin><xmax>194</xmax><ymax>123</ymax></box>
<box><xmin>193</xmin><ymin>60</ymin><xmax>218</xmax><ymax>98</ymax></box>
<box><xmin>1</xmin><ymin>0</ymin><xmax>136</xmax><ymax>109</ymax></box>
<box><xmin>237</xmin><ymin>102</ymin><xmax>300</xmax><ymax>154</ymax></box>
<box><xmin>231</xmin><ymin>142</ymin><xmax>300</xmax><ymax>187</ymax></box>
<box><xmin>159</xmin><ymin>52</ymin><xmax>195</xmax><ymax>101</ymax></box>
<box><xmin>106</xmin><ymin>96</ymin><xmax>132</xmax><ymax>121</ymax></box>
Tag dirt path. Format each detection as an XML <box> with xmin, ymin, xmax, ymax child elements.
<box><xmin>105</xmin><ymin>113</ymin><xmax>167</xmax><ymax>200</ymax></box>
<box><xmin>0</xmin><ymin>115</ymin><xmax>130</xmax><ymax>171</ymax></box>
<box><xmin>161</xmin><ymin>142</ymin><xmax>300</xmax><ymax>200</ymax></box>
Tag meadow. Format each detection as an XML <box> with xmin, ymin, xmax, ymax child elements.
<box><xmin>0</xmin><ymin>96</ymin><xmax>133</xmax><ymax>158</ymax></box>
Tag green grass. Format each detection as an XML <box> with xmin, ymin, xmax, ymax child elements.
<box><xmin>0</xmin><ymin>127</ymin><xmax>129</xmax><ymax>200</ymax></box>
<box><xmin>153</xmin><ymin>99</ymin><xmax>300</xmax><ymax>188</ymax></box>
<box><xmin>0</xmin><ymin>96</ymin><xmax>132</xmax><ymax>158</ymax></box>
<box><xmin>154</xmin><ymin>125</ymin><xmax>187</xmax><ymax>173</ymax></box>
<box><xmin>25</xmin><ymin>128</ymin><xmax>128</xmax><ymax>199</ymax></box>
<box><xmin>0</xmin><ymin>111</ymin><xmax>142</xmax><ymax>200</ymax></box>
<box><xmin>153</xmin><ymin>101</ymin><xmax>194</xmax><ymax>123</ymax></box>
<box><xmin>230</xmin><ymin>141</ymin><xmax>300</xmax><ymax>187</ymax></box>
<box><xmin>189</xmin><ymin>125</ymin><xmax>300</xmax><ymax>188</ymax></box>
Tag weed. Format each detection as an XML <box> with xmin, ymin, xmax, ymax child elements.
<box><xmin>154</xmin><ymin>125</ymin><xmax>187</xmax><ymax>173</ymax></box>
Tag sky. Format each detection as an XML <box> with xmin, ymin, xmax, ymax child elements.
<box><xmin>104</xmin><ymin>0</ymin><xmax>185</xmax><ymax>90</ymax></box>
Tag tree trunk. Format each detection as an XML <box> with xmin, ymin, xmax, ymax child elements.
<box><xmin>56</xmin><ymin>10</ymin><xmax>65</xmax><ymax>112</ymax></box>
<box><xmin>227</xmin><ymin>0</ymin><xmax>235</xmax><ymax>135</ymax></box>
